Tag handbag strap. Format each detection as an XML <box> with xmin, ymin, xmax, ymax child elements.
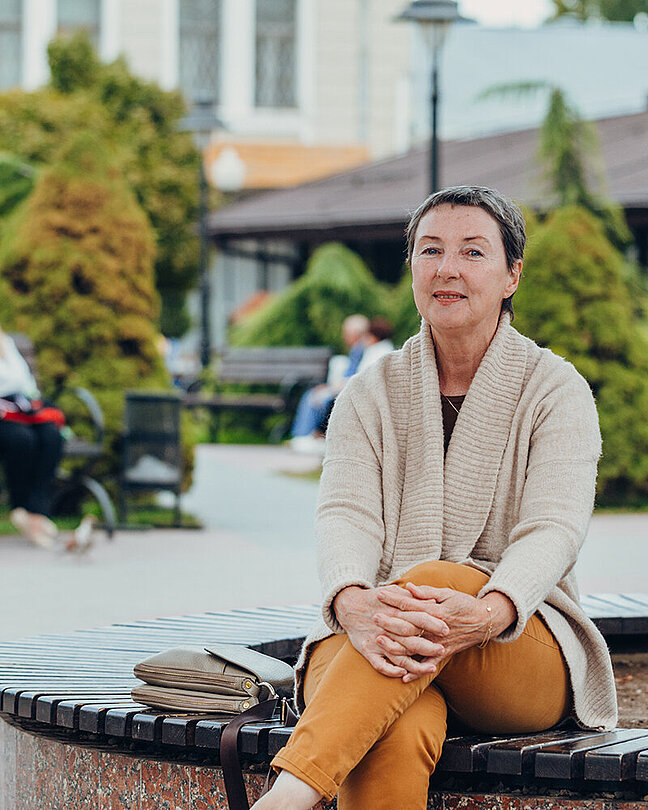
<box><xmin>221</xmin><ymin>697</ymin><xmax>298</xmax><ymax>810</ymax></box>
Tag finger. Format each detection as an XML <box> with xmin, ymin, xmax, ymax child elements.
<box><xmin>377</xmin><ymin>634</ymin><xmax>444</xmax><ymax>658</ymax></box>
<box><xmin>385</xmin><ymin>654</ymin><xmax>438</xmax><ymax>677</ymax></box>
<box><xmin>377</xmin><ymin>586</ymin><xmax>422</xmax><ymax>612</ymax></box>
<box><xmin>404</xmin><ymin>583</ymin><xmax>450</xmax><ymax>600</ymax></box>
<box><xmin>377</xmin><ymin>589</ymin><xmax>450</xmax><ymax>622</ymax></box>
<box><xmin>375</xmin><ymin>611</ymin><xmax>449</xmax><ymax>638</ymax></box>
<box><xmin>367</xmin><ymin>653</ymin><xmax>408</xmax><ymax>678</ymax></box>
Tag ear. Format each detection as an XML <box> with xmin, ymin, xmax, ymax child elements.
<box><xmin>504</xmin><ymin>259</ymin><xmax>522</xmax><ymax>298</ymax></box>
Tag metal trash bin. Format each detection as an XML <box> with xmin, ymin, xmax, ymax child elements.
<box><xmin>119</xmin><ymin>391</ymin><xmax>183</xmax><ymax>525</ymax></box>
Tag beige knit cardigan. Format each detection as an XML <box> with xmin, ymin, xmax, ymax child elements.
<box><xmin>295</xmin><ymin>315</ymin><xmax>617</xmax><ymax>731</ymax></box>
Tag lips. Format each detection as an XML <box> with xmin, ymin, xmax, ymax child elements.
<box><xmin>433</xmin><ymin>292</ymin><xmax>466</xmax><ymax>300</ymax></box>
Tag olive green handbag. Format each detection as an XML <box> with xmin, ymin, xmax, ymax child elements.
<box><xmin>131</xmin><ymin>642</ymin><xmax>295</xmax><ymax>712</ymax></box>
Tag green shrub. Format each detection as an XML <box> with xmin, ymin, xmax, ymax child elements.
<box><xmin>388</xmin><ymin>268</ymin><xmax>421</xmax><ymax>346</ymax></box>
<box><xmin>0</xmin><ymin>134</ymin><xmax>174</xmax><ymax>482</ymax></box>
<box><xmin>0</xmin><ymin>33</ymin><xmax>201</xmax><ymax>338</ymax></box>
<box><xmin>515</xmin><ymin>205</ymin><xmax>648</xmax><ymax>504</ymax></box>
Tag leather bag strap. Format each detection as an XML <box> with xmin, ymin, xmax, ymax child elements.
<box><xmin>221</xmin><ymin>697</ymin><xmax>297</xmax><ymax>810</ymax></box>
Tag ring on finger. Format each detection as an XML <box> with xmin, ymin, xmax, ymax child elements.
<box><xmin>417</xmin><ymin>629</ymin><xmax>425</xmax><ymax>637</ymax></box>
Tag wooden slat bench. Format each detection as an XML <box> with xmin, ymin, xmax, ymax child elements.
<box><xmin>183</xmin><ymin>346</ymin><xmax>332</xmax><ymax>442</ymax></box>
<box><xmin>2</xmin><ymin>599</ymin><xmax>648</xmax><ymax>808</ymax></box>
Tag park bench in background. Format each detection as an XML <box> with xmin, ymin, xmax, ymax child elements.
<box><xmin>2</xmin><ymin>595</ymin><xmax>648</xmax><ymax>808</ymax></box>
<box><xmin>183</xmin><ymin>346</ymin><xmax>332</xmax><ymax>442</ymax></box>
<box><xmin>7</xmin><ymin>333</ymin><xmax>117</xmax><ymax>537</ymax></box>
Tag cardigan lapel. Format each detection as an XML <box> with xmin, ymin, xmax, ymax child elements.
<box><xmin>441</xmin><ymin>315</ymin><xmax>529</xmax><ymax>560</ymax></box>
<box><xmin>392</xmin><ymin>320</ymin><xmax>445</xmax><ymax>568</ymax></box>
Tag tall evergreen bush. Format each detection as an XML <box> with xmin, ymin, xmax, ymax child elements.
<box><xmin>0</xmin><ymin>33</ymin><xmax>200</xmax><ymax>337</ymax></box>
<box><xmin>514</xmin><ymin>206</ymin><xmax>648</xmax><ymax>504</ymax></box>
<box><xmin>0</xmin><ymin>134</ymin><xmax>167</xmax><ymax>476</ymax></box>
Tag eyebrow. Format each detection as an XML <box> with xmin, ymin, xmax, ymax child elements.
<box><xmin>418</xmin><ymin>234</ymin><xmax>492</xmax><ymax>244</ymax></box>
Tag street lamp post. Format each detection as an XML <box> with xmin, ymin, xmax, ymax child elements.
<box><xmin>397</xmin><ymin>1</ymin><xmax>465</xmax><ymax>194</ymax></box>
<box><xmin>178</xmin><ymin>99</ymin><xmax>223</xmax><ymax>371</ymax></box>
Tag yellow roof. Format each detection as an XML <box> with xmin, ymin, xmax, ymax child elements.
<box><xmin>204</xmin><ymin>140</ymin><xmax>369</xmax><ymax>190</ymax></box>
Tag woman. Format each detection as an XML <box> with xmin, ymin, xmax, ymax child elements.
<box><xmin>0</xmin><ymin>329</ymin><xmax>63</xmax><ymax>549</ymax></box>
<box><xmin>253</xmin><ymin>186</ymin><xmax>617</xmax><ymax>810</ymax></box>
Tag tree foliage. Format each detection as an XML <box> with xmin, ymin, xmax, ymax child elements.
<box><xmin>0</xmin><ymin>32</ymin><xmax>201</xmax><ymax>337</ymax></box>
<box><xmin>0</xmin><ymin>153</ymin><xmax>35</xmax><ymax>221</ymax></box>
<box><xmin>549</xmin><ymin>0</ymin><xmax>648</xmax><ymax>21</ymax></box>
<box><xmin>515</xmin><ymin>206</ymin><xmax>648</xmax><ymax>504</ymax></box>
<box><xmin>481</xmin><ymin>83</ymin><xmax>630</xmax><ymax>249</ymax></box>
<box><xmin>0</xmin><ymin>134</ymin><xmax>168</xmax><ymax>477</ymax></box>
<box><xmin>389</xmin><ymin>268</ymin><xmax>422</xmax><ymax>347</ymax></box>
<box><xmin>231</xmin><ymin>243</ymin><xmax>392</xmax><ymax>352</ymax></box>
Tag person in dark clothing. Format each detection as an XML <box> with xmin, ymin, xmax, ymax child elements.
<box><xmin>0</xmin><ymin>330</ymin><xmax>63</xmax><ymax>548</ymax></box>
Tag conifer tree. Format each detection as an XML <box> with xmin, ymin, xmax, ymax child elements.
<box><xmin>514</xmin><ymin>206</ymin><xmax>648</xmax><ymax>503</ymax></box>
<box><xmin>0</xmin><ymin>133</ymin><xmax>167</xmax><ymax>471</ymax></box>
<box><xmin>0</xmin><ymin>33</ymin><xmax>200</xmax><ymax>337</ymax></box>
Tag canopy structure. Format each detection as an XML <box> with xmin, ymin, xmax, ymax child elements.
<box><xmin>207</xmin><ymin>111</ymin><xmax>648</xmax><ymax>249</ymax></box>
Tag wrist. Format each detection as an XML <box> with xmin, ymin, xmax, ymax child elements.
<box><xmin>480</xmin><ymin>591</ymin><xmax>517</xmax><ymax>638</ymax></box>
<box><xmin>332</xmin><ymin>585</ymin><xmax>367</xmax><ymax>626</ymax></box>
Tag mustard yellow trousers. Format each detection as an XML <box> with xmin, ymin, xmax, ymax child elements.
<box><xmin>272</xmin><ymin>560</ymin><xmax>570</xmax><ymax>809</ymax></box>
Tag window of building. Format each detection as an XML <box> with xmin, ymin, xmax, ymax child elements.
<box><xmin>179</xmin><ymin>0</ymin><xmax>222</xmax><ymax>106</ymax></box>
<box><xmin>57</xmin><ymin>0</ymin><xmax>101</xmax><ymax>47</ymax></box>
<box><xmin>255</xmin><ymin>0</ymin><xmax>297</xmax><ymax>108</ymax></box>
<box><xmin>0</xmin><ymin>0</ymin><xmax>22</xmax><ymax>90</ymax></box>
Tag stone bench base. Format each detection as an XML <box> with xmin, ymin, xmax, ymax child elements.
<box><xmin>3</xmin><ymin>714</ymin><xmax>648</xmax><ymax>810</ymax></box>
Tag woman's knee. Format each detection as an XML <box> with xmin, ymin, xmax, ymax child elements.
<box><xmin>303</xmin><ymin>634</ymin><xmax>348</xmax><ymax>705</ymax></box>
<box><xmin>391</xmin><ymin>560</ymin><xmax>489</xmax><ymax>594</ymax></box>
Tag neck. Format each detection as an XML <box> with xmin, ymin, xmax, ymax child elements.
<box><xmin>431</xmin><ymin>317</ymin><xmax>501</xmax><ymax>395</ymax></box>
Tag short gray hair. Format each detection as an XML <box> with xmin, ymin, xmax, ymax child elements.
<box><xmin>405</xmin><ymin>186</ymin><xmax>526</xmax><ymax>317</ymax></box>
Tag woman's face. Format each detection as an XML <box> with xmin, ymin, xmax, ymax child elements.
<box><xmin>411</xmin><ymin>204</ymin><xmax>521</xmax><ymax>338</ymax></box>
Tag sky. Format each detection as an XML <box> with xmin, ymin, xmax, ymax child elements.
<box><xmin>459</xmin><ymin>0</ymin><xmax>555</xmax><ymax>27</ymax></box>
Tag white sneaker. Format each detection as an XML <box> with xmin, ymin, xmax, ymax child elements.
<box><xmin>10</xmin><ymin>508</ymin><xmax>55</xmax><ymax>550</ymax></box>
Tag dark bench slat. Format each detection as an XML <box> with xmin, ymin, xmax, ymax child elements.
<box><xmin>79</xmin><ymin>701</ymin><xmax>144</xmax><ymax>733</ymax></box>
<box><xmin>240</xmin><ymin>721</ymin><xmax>286</xmax><ymax>756</ymax></box>
<box><xmin>583</xmin><ymin>734</ymin><xmax>648</xmax><ymax>781</ymax></box>
<box><xmin>267</xmin><ymin>726</ymin><xmax>294</xmax><ymax>757</ymax></box>
<box><xmin>437</xmin><ymin>733</ymin><xmax>531</xmax><ymax>772</ymax></box>
<box><xmin>104</xmin><ymin>707</ymin><xmax>150</xmax><ymax>737</ymax></box>
<box><xmin>486</xmin><ymin>730</ymin><xmax>606</xmax><ymax>776</ymax></box>
<box><xmin>36</xmin><ymin>692</ymin><xmax>130</xmax><ymax>724</ymax></box>
<box><xmin>534</xmin><ymin>729</ymin><xmax>648</xmax><ymax>779</ymax></box>
<box><xmin>161</xmin><ymin>715</ymin><xmax>210</xmax><ymax>747</ymax></box>
<box><xmin>194</xmin><ymin>718</ymin><xmax>229</xmax><ymax>749</ymax></box>
<box><xmin>26</xmin><ymin>691</ymin><xmax>129</xmax><ymax>722</ymax></box>
<box><xmin>131</xmin><ymin>711</ymin><xmax>167</xmax><ymax>742</ymax></box>
<box><xmin>56</xmin><ymin>695</ymin><xmax>134</xmax><ymax>729</ymax></box>
<box><xmin>636</xmin><ymin>750</ymin><xmax>648</xmax><ymax>781</ymax></box>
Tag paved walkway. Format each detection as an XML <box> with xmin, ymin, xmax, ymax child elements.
<box><xmin>0</xmin><ymin>444</ymin><xmax>646</xmax><ymax>642</ymax></box>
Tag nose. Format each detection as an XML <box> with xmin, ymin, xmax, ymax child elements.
<box><xmin>436</xmin><ymin>254</ymin><xmax>460</xmax><ymax>278</ymax></box>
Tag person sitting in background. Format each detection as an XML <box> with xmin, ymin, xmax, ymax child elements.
<box><xmin>290</xmin><ymin>315</ymin><xmax>369</xmax><ymax>454</ymax></box>
<box><xmin>0</xmin><ymin>329</ymin><xmax>64</xmax><ymax>549</ymax></box>
<box><xmin>356</xmin><ymin>316</ymin><xmax>394</xmax><ymax>374</ymax></box>
<box><xmin>314</xmin><ymin>317</ymin><xmax>396</xmax><ymax>438</ymax></box>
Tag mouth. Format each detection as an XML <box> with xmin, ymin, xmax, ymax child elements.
<box><xmin>433</xmin><ymin>292</ymin><xmax>466</xmax><ymax>302</ymax></box>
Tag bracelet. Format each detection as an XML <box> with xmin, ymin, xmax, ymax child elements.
<box><xmin>478</xmin><ymin>604</ymin><xmax>493</xmax><ymax>649</ymax></box>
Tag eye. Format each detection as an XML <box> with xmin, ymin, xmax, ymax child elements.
<box><xmin>466</xmin><ymin>248</ymin><xmax>484</xmax><ymax>258</ymax></box>
<box><xmin>421</xmin><ymin>246</ymin><xmax>440</xmax><ymax>256</ymax></box>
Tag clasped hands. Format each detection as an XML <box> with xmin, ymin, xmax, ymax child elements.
<box><xmin>333</xmin><ymin>583</ymin><xmax>496</xmax><ymax>683</ymax></box>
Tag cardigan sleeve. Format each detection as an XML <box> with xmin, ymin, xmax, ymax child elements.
<box><xmin>316</xmin><ymin>385</ymin><xmax>385</xmax><ymax>634</ymax></box>
<box><xmin>478</xmin><ymin>365</ymin><xmax>602</xmax><ymax>642</ymax></box>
